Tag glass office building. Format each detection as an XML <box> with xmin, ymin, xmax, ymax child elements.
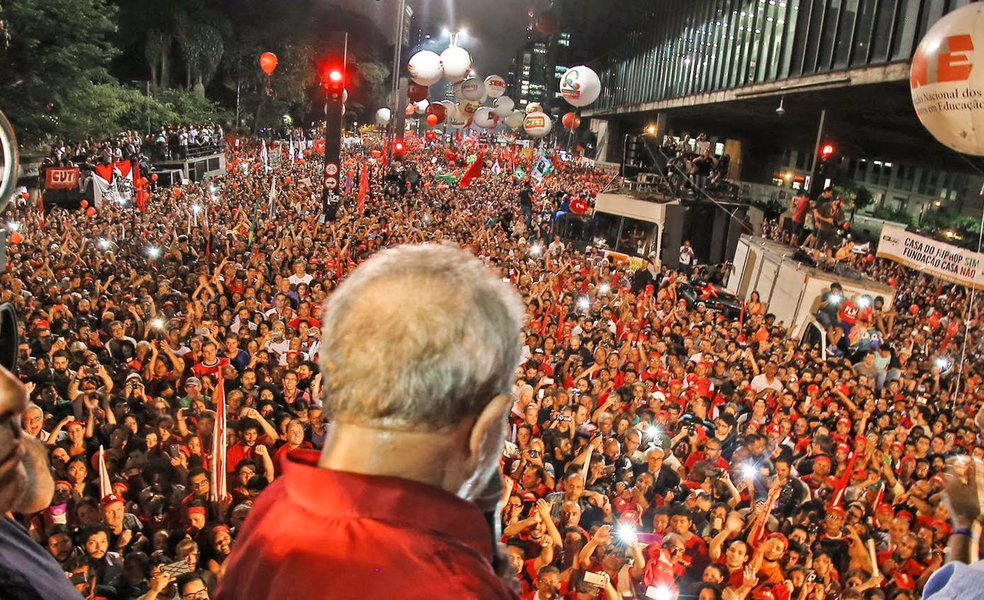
<box><xmin>592</xmin><ymin>0</ymin><xmax>974</xmax><ymax>111</ymax></box>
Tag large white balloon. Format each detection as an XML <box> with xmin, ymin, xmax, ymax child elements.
<box><xmin>473</xmin><ymin>107</ymin><xmax>499</xmax><ymax>129</ymax></box>
<box><xmin>375</xmin><ymin>107</ymin><xmax>392</xmax><ymax>126</ymax></box>
<box><xmin>408</xmin><ymin>50</ymin><xmax>443</xmax><ymax>86</ymax></box>
<box><xmin>523</xmin><ymin>111</ymin><xmax>553</xmax><ymax>138</ymax></box>
<box><xmin>492</xmin><ymin>96</ymin><xmax>515</xmax><ymax>117</ymax></box>
<box><xmin>439</xmin><ymin>100</ymin><xmax>456</xmax><ymax>116</ymax></box>
<box><xmin>911</xmin><ymin>3</ymin><xmax>984</xmax><ymax>155</ymax></box>
<box><xmin>504</xmin><ymin>111</ymin><xmax>526</xmax><ymax>130</ymax></box>
<box><xmin>414</xmin><ymin>99</ymin><xmax>430</xmax><ymax>112</ymax></box>
<box><xmin>484</xmin><ymin>75</ymin><xmax>507</xmax><ymax>99</ymax></box>
<box><xmin>560</xmin><ymin>65</ymin><xmax>602</xmax><ymax>108</ymax></box>
<box><xmin>441</xmin><ymin>46</ymin><xmax>472</xmax><ymax>83</ymax></box>
<box><xmin>460</xmin><ymin>77</ymin><xmax>486</xmax><ymax>102</ymax></box>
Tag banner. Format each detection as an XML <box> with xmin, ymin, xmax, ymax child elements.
<box><xmin>877</xmin><ymin>224</ymin><xmax>984</xmax><ymax>289</ymax></box>
<box><xmin>44</xmin><ymin>167</ymin><xmax>80</xmax><ymax>190</ymax></box>
<box><xmin>92</xmin><ymin>161</ymin><xmax>138</xmax><ymax>205</ymax></box>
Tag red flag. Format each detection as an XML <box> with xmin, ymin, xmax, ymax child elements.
<box><xmin>576</xmin><ymin>145</ymin><xmax>585</xmax><ymax>154</ymax></box>
<box><xmin>459</xmin><ymin>151</ymin><xmax>485</xmax><ymax>188</ymax></box>
<box><xmin>210</xmin><ymin>374</ymin><xmax>228</xmax><ymax>502</ymax></box>
<box><xmin>357</xmin><ymin>167</ymin><xmax>369</xmax><ymax>212</ymax></box>
<box><xmin>830</xmin><ymin>446</ymin><xmax>860</xmax><ymax>509</ymax></box>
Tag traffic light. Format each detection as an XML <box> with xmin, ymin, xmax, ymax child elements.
<box><xmin>810</xmin><ymin>142</ymin><xmax>837</xmax><ymax>197</ymax></box>
<box><xmin>393</xmin><ymin>138</ymin><xmax>405</xmax><ymax>160</ymax></box>
<box><xmin>820</xmin><ymin>144</ymin><xmax>835</xmax><ymax>160</ymax></box>
<box><xmin>320</xmin><ymin>64</ymin><xmax>345</xmax><ymax>102</ymax></box>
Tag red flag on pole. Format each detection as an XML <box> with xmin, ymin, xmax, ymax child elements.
<box><xmin>459</xmin><ymin>151</ymin><xmax>485</xmax><ymax>188</ymax></box>
<box><xmin>210</xmin><ymin>374</ymin><xmax>228</xmax><ymax>502</ymax></box>
<box><xmin>357</xmin><ymin>167</ymin><xmax>370</xmax><ymax>212</ymax></box>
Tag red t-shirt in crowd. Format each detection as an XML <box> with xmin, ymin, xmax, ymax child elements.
<box><xmin>217</xmin><ymin>450</ymin><xmax>517</xmax><ymax>600</ymax></box>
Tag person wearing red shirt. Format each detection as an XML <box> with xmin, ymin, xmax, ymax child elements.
<box><xmin>191</xmin><ymin>340</ymin><xmax>230</xmax><ymax>380</ymax></box>
<box><xmin>218</xmin><ymin>244</ymin><xmax>524</xmax><ymax>599</ymax></box>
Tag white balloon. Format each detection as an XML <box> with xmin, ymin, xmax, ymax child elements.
<box><xmin>460</xmin><ymin>77</ymin><xmax>486</xmax><ymax>102</ymax></box>
<box><xmin>504</xmin><ymin>110</ymin><xmax>526</xmax><ymax>130</ymax></box>
<box><xmin>441</xmin><ymin>46</ymin><xmax>472</xmax><ymax>82</ymax></box>
<box><xmin>375</xmin><ymin>107</ymin><xmax>392</xmax><ymax>126</ymax></box>
<box><xmin>911</xmin><ymin>3</ymin><xmax>984</xmax><ymax>155</ymax></box>
<box><xmin>492</xmin><ymin>96</ymin><xmax>515</xmax><ymax>117</ymax></box>
<box><xmin>560</xmin><ymin>65</ymin><xmax>602</xmax><ymax>108</ymax></box>
<box><xmin>447</xmin><ymin>105</ymin><xmax>470</xmax><ymax>129</ymax></box>
<box><xmin>460</xmin><ymin>100</ymin><xmax>482</xmax><ymax>115</ymax></box>
<box><xmin>439</xmin><ymin>100</ymin><xmax>456</xmax><ymax>116</ymax></box>
<box><xmin>414</xmin><ymin>99</ymin><xmax>430</xmax><ymax>115</ymax></box>
<box><xmin>473</xmin><ymin>107</ymin><xmax>499</xmax><ymax>129</ymax></box>
<box><xmin>452</xmin><ymin>81</ymin><xmax>465</xmax><ymax>100</ymax></box>
<box><xmin>523</xmin><ymin>111</ymin><xmax>553</xmax><ymax>138</ymax></box>
<box><xmin>484</xmin><ymin>75</ymin><xmax>507</xmax><ymax>99</ymax></box>
<box><xmin>525</xmin><ymin>102</ymin><xmax>543</xmax><ymax>115</ymax></box>
<box><xmin>408</xmin><ymin>50</ymin><xmax>443</xmax><ymax>86</ymax></box>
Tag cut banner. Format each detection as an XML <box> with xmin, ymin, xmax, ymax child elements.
<box><xmin>876</xmin><ymin>224</ymin><xmax>984</xmax><ymax>290</ymax></box>
<box><xmin>92</xmin><ymin>161</ymin><xmax>139</xmax><ymax>206</ymax></box>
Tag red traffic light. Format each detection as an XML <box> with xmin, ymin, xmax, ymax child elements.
<box><xmin>394</xmin><ymin>140</ymin><xmax>404</xmax><ymax>152</ymax></box>
<box><xmin>820</xmin><ymin>144</ymin><xmax>835</xmax><ymax>159</ymax></box>
<box><xmin>328</xmin><ymin>70</ymin><xmax>343</xmax><ymax>83</ymax></box>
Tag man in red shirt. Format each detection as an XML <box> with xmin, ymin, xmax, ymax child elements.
<box><xmin>218</xmin><ymin>244</ymin><xmax>525</xmax><ymax>599</ymax></box>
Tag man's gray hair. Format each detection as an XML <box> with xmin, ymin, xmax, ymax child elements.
<box><xmin>319</xmin><ymin>244</ymin><xmax>524</xmax><ymax>431</ymax></box>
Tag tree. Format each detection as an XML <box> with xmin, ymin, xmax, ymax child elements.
<box><xmin>0</xmin><ymin>0</ymin><xmax>119</xmax><ymax>142</ymax></box>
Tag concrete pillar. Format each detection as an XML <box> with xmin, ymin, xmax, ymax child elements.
<box><xmin>652</xmin><ymin>113</ymin><xmax>668</xmax><ymax>142</ymax></box>
<box><xmin>590</xmin><ymin>119</ymin><xmax>611</xmax><ymax>163</ymax></box>
<box><xmin>724</xmin><ymin>139</ymin><xmax>743</xmax><ymax>181</ymax></box>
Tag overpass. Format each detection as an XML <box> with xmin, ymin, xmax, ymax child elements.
<box><xmin>582</xmin><ymin>0</ymin><xmax>980</xmax><ymax>177</ymax></box>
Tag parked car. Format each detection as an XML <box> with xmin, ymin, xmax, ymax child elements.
<box><xmin>677</xmin><ymin>281</ymin><xmax>743</xmax><ymax>319</ymax></box>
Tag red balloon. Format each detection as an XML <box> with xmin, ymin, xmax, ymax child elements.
<box><xmin>347</xmin><ymin>170</ymin><xmax>356</xmax><ymax>178</ymax></box>
<box><xmin>20</xmin><ymin>192</ymin><xmax>29</xmax><ymax>200</ymax></box>
<box><xmin>426</xmin><ymin>103</ymin><xmax>447</xmax><ymax>124</ymax></box>
<box><xmin>408</xmin><ymin>82</ymin><xmax>429</xmax><ymax>102</ymax></box>
<box><xmin>9</xmin><ymin>232</ymin><xmax>23</xmax><ymax>244</ymax></box>
<box><xmin>536</xmin><ymin>11</ymin><xmax>560</xmax><ymax>36</ymax></box>
<box><xmin>139</xmin><ymin>177</ymin><xmax>149</xmax><ymax>187</ymax></box>
<box><xmin>151</xmin><ymin>173</ymin><xmax>158</xmax><ymax>182</ymax></box>
<box><xmin>562</xmin><ymin>112</ymin><xmax>581</xmax><ymax>130</ymax></box>
<box><xmin>427</xmin><ymin>114</ymin><xmax>439</xmax><ymax>126</ymax></box>
<box><xmin>85</xmin><ymin>207</ymin><xmax>96</xmax><ymax>217</ymax></box>
<box><xmin>371</xmin><ymin>150</ymin><xmax>382</xmax><ymax>158</ymax></box>
<box><xmin>80</xmin><ymin>200</ymin><xmax>89</xmax><ymax>208</ymax></box>
<box><xmin>909</xmin><ymin>304</ymin><xmax>920</xmax><ymax>316</ymax></box>
<box><xmin>174</xmin><ymin>188</ymin><xmax>183</xmax><ymax>198</ymax></box>
<box><xmin>259</xmin><ymin>52</ymin><xmax>279</xmax><ymax>76</ymax></box>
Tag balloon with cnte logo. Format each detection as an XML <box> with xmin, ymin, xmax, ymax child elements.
<box><xmin>560</xmin><ymin>65</ymin><xmax>601</xmax><ymax>108</ymax></box>
<box><xmin>408</xmin><ymin>50</ymin><xmax>443</xmax><ymax>86</ymax></box>
<box><xmin>525</xmin><ymin>102</ymin><xmax>543</xmax><ymax>114</ymax></box>
<box><xmin>523</xmin><ymin>111</ymin><xmax>553</xmax><ymax>138</ymax></box>
<box><xmin>910</xmin><ymin>3</ymin><xmax>984</xmax><ymax>154</ymax></box>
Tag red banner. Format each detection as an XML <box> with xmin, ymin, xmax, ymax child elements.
<box><xmin>44</xmin><ymin>167</ymin><xmax>80</xmax><ymax>190</ymax></box>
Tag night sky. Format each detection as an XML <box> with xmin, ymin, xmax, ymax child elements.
<box><xmin>409</xmin><ymin>0</ymin><xmax>537</xmax><ymax>78</ymax></box>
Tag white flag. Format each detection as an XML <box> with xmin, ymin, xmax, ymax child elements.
<box><xmin>289</xmin><ymin>138</ymin><xmax>296</xmax><ymax>163</ymax></box>
<box><xmin>268</xmin><ymin>176</ymin><xmax>278</xmax><ymax>220</ymax></box>
<box><xmin>260</xmin><ymin>140</ymin><xmax>269</xmax><ymax>170</ymax></box>
<box><xmin>491</xmin><ymin>160</ymin><xmax>502</xmax><ymax>175</ymax></box>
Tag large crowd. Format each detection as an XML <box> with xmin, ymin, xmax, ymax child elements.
<box><xmin>2</xmin><ymin>128</ymin><xmax>982</xmax><ymax>600</ymax></box>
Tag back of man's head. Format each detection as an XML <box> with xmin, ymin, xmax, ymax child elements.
<box><xmin>319</xmin><ymin>244</ymin><xmax>524</xmax><ymax>431</ymax></box>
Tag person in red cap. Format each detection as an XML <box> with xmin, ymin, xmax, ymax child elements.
<box><xmin>218</xmin><ymin>245</ymin><xmax>525</xmax><ymax>599</ymax></box>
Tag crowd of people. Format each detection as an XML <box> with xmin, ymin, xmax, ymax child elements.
<box><xmin>1</xmin><ymin>127</ymin><xmax>982</xmax><ymax>600</ymax></box>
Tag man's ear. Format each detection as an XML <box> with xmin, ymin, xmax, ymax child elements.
<box><xmin>467</xmin><ymin>394</ymin><xmax>512</xmax><ymax>468</ymax></box>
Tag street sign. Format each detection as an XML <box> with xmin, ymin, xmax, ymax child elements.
<box><xmin>324</xmin><ymin>163</ymin><xmax>338</xmax><ymax>176</ymax></box>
